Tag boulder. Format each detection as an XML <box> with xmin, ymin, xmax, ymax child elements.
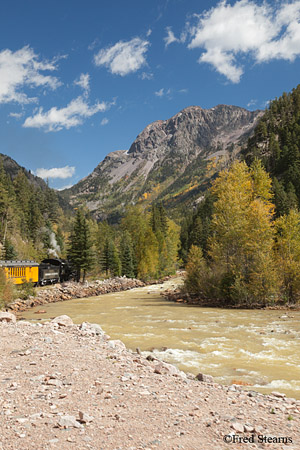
<box><xmin>79</xmin><ymin>322</ymin><xmax>104</xmax><ymax>336</ymax></box>
<box><xmin>57</xmin><ymin>415</ymin><xmax>82</xmax><ymax>428</ymax></box>
<box><xmin>51</xmin><ymin>315</ymin><xmax>73</xmax><ymax>327</ymax></box>
<box><xmin>196</xmin><ymin>372</ymin><xmax>214</xmax><ymax>383</ymax></box>
<box><xmin>0</xmin><ymin>312</ymin><xmax>17</xmax><ymax>323</ymax></box>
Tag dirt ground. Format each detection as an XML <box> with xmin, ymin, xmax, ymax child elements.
<box><xmin>0</xmin><ymin>317</ymin><xmax>299</xmax><ymax>450</ymax></box>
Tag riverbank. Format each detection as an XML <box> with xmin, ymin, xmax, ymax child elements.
<box><xmin>6</xmin><ymin>277</ymin><xmax>146</xmax><ymax>314</ymax></box>
<box><xmin>162</xmin><ymin>289</ymin><xmax>300</xmax><ymax>310</ymax></box>
<box><xmin>0</xmin><ymin>314</ymin><xmax>299</xmax><ymax>450</ymax></box>
<box><xmin>5</xmin><ymin>274</ymin><xmax>183</xmax><ymax>315</ymax></box>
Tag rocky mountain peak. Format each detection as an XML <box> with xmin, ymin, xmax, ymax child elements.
<box><xmin>62</xmin><ymin>104</ymin><xmax>263</xmax><ymax>221</ymax></box>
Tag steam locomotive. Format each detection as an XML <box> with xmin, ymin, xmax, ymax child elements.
<box><xmin>0</xmin><ymin>258</ymin><xmax>73</xmax><ymax>286</ymax></box>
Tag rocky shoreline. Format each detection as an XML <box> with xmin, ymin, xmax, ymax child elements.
<box><xmin>6</xmin><ymin>277</ymin><xmax>146</xmax><ymax>314</ymax></box>
<box><xmin>162</xmin><ymin>289</ymin><xmax>300</xmax><ymax>310</ymax></box>
<box><xmin>0</xmin><ymin>313</ymin><xmax>299</xmax><ymax>450</ymax></box>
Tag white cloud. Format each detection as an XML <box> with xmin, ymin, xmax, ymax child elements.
<box><xmin>187</xmin><ymin>0</ymin><xmax>300</xmax><ymax>83</ymax></box>
<box><xmin>140</xmin><ymin>72</ymin><xmax>153</xmax><ymax>80</ymax></box>
<box><xmin>164</xmin><ymin>27</ymin><xmax>187</xmax><ymax>47</ymax></box>
<box><xmin>23</xmin><ymin>96</ymin><xmax>110</xmax><ymax>132</ymax></box>
<box><xmin>36</xmin><ymin>166</ymin><xmax>75</xmax><ymax>179</ymax></box>
<box><xmin>0</xmin><ymin>46</ymin><xmax>61</xmax><ymax>104</ymax></box>
<box><xmin>74</xmin><ymin>73</ymin><xmax>90</xmax><ymax>96</ymax></box>
<box><xmin>9</xmin><ymin>111</ymin><xmax>24</xmax><ymax>119</ymax></box>
<box><xmin>164</xmin><ymin>27</ymin><xmax>179</xmax><ymax>47</ymax></box>
<box><xmin>155</xmin><ymin>88</ymin><xmax>165</xmax><ymax>97</ymax></box>
<box><xmin>155</xmin><ymin>88</ymin><xmax>171</xmax><ymax>98</ymax></box>
<box><xmin>55</xmin><ymin>184</ymin><xmax>73</xmax><ymax>191</ymax></box>
<box><xmin>247</xmin><ymin>99</ymin><xmax>257</xmax><ymax>108</ymax></box>
<box><xmin>101</xmin><ymin>117</ymin><xmax>109</xmax><ymax>126</ymax></box>
<box><xmin>94</xmin><ymin>37</ymin><xmax>149</xmax><ymax>76</ymax></box>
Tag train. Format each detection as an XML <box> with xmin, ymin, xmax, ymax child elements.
<box><xmin>0</xmin><ymin>258</ymin><xmax>73</xmax><ymax>286</ymax></box>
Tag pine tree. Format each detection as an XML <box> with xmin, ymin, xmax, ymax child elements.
<box><xmin>4</xmin><ymin>239</ymin><xmax>17</xmax><ymax>260</ymax></box>
<box><xmin>120</xmin><ymin>232</ymin><xmax>135</xmax><ymax>278</ymax></box>
<box><xmin>0</xmin><ymin>159</ymin><xmax>10</xmax><ymax>241</ymax></box>
<box><xmin>100</xmin><ymin>238</ymin><xmax>121</xmax><ymax>277</ymax></box>
<box><xmin>68</xmin><ymin>210</ymin><xmax>94</xmax><ymax>282</ymax></box>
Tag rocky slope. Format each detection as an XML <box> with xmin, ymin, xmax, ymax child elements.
<box><xmin>62</xmin><ymin>105</ymin><xmax>263</xmax><ymax>221</ymax></box>
<box><xmin>0</xmin><ymin>316</ymin><xmax>299</xmax><ymax>450</ymax></box>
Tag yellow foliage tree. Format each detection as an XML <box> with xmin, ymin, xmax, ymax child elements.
<box><xmin>209</xmin><ymin>160</ymin><xmax>279</xmax><ymax>305</ymax></box>
<box><xmin>275</xmin><ymin>209</ymin><xmax>300</xmax><ymax>303</ymax></box>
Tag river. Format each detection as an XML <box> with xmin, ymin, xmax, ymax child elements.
<box><xmin>21</xmin><ymin>278</ymin><xmax>300</xmax><ymax>399</ymax></box>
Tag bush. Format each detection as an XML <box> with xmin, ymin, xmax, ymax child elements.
<box><xmin>0</xmin><ymin>269</ymin><xmax>16</xmax><ymax>309</ymax></box>
<box><xmin>18</xmin><ymin>281</ymin><xmax>36</xmax><ymax>300</ymax></box>
<box><xmin>184</xmin><ymin>245</ymin><xmax>208</xmax><ymax>296</ymax></box>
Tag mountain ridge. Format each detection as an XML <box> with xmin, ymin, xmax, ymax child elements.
<box><xmin>59</xmin><ymin>104</ymin><xmax>264</xmax><ymax>221</ymax></box>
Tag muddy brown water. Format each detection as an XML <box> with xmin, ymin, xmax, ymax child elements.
<box><xmin>22</xmin><ymin>278</ymin><xmax>300</xmax><ymax>399</ymax></box>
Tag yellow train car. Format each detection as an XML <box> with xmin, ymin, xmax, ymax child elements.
<box><xmin>0</xmin><ymin>260</ymin><xmax>39</xmax><ymax>285</ymax></box>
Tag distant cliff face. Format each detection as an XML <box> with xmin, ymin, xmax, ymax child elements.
<box><xmin>62</xmin><ymin>105</ymin><xmax>263</xmax><ymax>221</ymax></box>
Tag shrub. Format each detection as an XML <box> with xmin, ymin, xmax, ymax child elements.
<box><xmin>0</xmin><ymin>269</ymin><xmax>16</xmax><ymax>309</ymax></box>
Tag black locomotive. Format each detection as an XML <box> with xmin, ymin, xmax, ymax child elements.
<box><xmin>38</xmin><ymin>258</ymin><xmax>73</xmax><ymax>285</ymax></box>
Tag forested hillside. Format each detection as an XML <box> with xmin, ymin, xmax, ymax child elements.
<box><xmin>243</xmin><ymin>84</ymin><xmax>300</xmax><ymax>216</ymax></box>
<box><xmin>0</xmin><ymin>158</ymin><xmax>68</xmax><ymax>261</ymax></box>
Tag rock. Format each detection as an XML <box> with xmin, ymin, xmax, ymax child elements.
<box><xmin>107</xmin><ymin>340</ymin><xmax>126</xmax><ymax>351</ymax></box>
<box><xmin>57</xmin><ymin>415</ymin><xmax>82</xmax><ymax>428</ymax></box>
<box><xmin>231</xmin><ymin>422</ymin><xmax>244</xmax><ymax>433</ymax></box>
<box><xmin>154</xmin><ymin>365</ymin><xmax>163</xmax><ymax>375</ymax></box>
<box><xmin>271</xmin><ymin>391</ymin><xmax>286</xmax><ymax>398</ymax></box>
<box><xmin>46</xmin><ymin>379</ymin><xmax>63</xmax><ymax>387</ymax></box>
<box><xmin>51</xmin><ymin>315</ymin><xmax>73</xmax><ymax>327</ymax></box>
<box><xmin>196</xmin><ymin>373</ymin><xmax>214</xmax><ymax>383</ymax></box>
<box><xmin>79</xmin><ymin>322</ymin><xmax>104</xmax><ymax>335</ymax></box>
<box><xmin>78</xmin><ymin>411</ymin><xmax>94</xmax><ymax>423</ymax></box>
<box><xmin>0</xmin><ymin>312</ymin><xmax>16</xmax><ymax>323</ymax></box>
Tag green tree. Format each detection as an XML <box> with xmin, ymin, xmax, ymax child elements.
<box><xmin>100</xmin><ymin>238</ymin><xmax>121</xmax><ymax>277</ymax></box>
<box><xmin>275</xmin><ymin>209</ymin><xmax>300</xmax><ymax>303</ymax></box>
<box><xmin>108</xmin><ymin>240</ymin><xmax>121</xmax><ymax>277</ymax></box>
<box><xmin>121</xmin><ymin>206</ymin><xmax>159</xmax><ymax>280</ymax></box>
<box><xmin>184</xmin><ymin>245</ymin><xmax>208</xmax><ymax>296</ymax></box>
<box><xmin>120</xmin><ymin>232</ymin><xmax>135</xmax><ymax>278</ymax></box>
<box><xmin>68</xmin><ymin>210</ymin><xmax>94</xmax><ymax>282</ymax></box>
<box><xmin>4</xmin><ymin>239</ymin><xmax>17</xmax><ymax>260</ymax></box>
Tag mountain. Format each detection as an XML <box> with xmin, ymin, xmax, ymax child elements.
<box><xmin>0</xmin><ymin>153</ymin><xmax>50</xmax><ymax>190</ymax></box>
<box><xmin>0</xmin><ymin>153</ymin><xmax>71</xmax><ymax>212</ymax></box>
<box><xmin>61</xmin><ymin>104</ymin><xmax>263</xmax><ymax>222</ymax></box>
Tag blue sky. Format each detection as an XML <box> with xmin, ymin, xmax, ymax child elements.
<box><xmin>0</xmin><ymin>0</ymin><xmax>300</xmax><ymax>189</ymax></box>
